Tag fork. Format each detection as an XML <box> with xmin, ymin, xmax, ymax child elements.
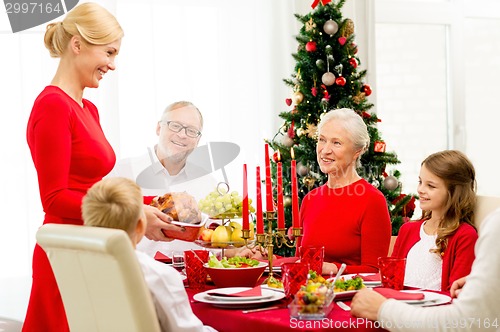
<box><xmin>336</xmin><ymin>301</ymin><xmax>351</xmax><ymax>311</ymax></box>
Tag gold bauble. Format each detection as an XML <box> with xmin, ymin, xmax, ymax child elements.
<box><xmin>293</xmin><ymin>91</ymin><xmax>304</xmax><ymax>105</ymax></box>
<box><xmin>302</xmin><ymin>176</ymin><xmax>316</xmax><ymax>189</ymax></box>
<box><xmin>284</xmin><ymin>196</ymin><xmax>292</xmax><ymax>207</ymax></box>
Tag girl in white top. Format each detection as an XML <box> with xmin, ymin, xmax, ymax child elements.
<box><xmin>350</xmin><ymin>208</ymin><xmax>500</xmax><ymax>331</ymax></box>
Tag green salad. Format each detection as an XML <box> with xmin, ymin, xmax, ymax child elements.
<box><xmin>208</xmin><ymin>255</ymin><xmax>259</xmax><ymax>268</ymax></box>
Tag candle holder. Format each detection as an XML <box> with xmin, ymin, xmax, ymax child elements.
<box><xmin>250</xmin><ymin>211</ymin><xmax>302</xmax><ymax>286</ymax></box>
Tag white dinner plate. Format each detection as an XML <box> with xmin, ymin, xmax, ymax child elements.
<box><xmin>193</xmin><ymin>287</ymin><xmax>285</xmax><ymax>309</ymax></box>
<box><xmin>342</xmin><ymin>273</ymin><xmax>382</xmax><ymax>286</ymax></box>
<box><xmin>205</xmin><ymin>287</ymin><xmax>274</xmax><ymax>301</ymax></box>
<box><xmin>260</xmin><ymin>284</ymin><xmax>285</xmax><ymax>293</ymax></box>
<box><xmin>400</xmin><ymin>290</ymin><xmax>451</xmax><ymax>306</ymax></box>
<box><xmin>333</xmin><ymin>289</ymin><xmax>358</xmax><ymax>300</ymax></box>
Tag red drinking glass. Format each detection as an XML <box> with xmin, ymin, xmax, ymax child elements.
<box><xmin>378</xmin><ymin>257</ymin><xmax>406</xmax><ymax>290</ymax></box>
<box><xmin>282</xmin><ymin>262</ymin><xmax>310</xmax><ymax>298</ymax></box>
<box><xmin>299</xmin><ymin>246</ymin><xmax>324</xmax><ymax>275</ymax></box>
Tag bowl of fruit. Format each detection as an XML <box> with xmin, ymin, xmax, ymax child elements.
<box><xmin>205</xmin><ymin>256</ymin><xmax>267</xmax><ymax>288</ymax></box>
<box><xmin>288</xmin><ymin>271</ymin><xmax>335</xmax><ymax>320</ymax></box>
<box><xmin>196</xmin><ymin>186</ymin><xmax>256</xmax><ymax>248</ymax></box>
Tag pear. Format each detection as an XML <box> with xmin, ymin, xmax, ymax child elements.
<box><xmin>230</xmin><ymin>227</ymin><xmax>245</xmax><ymax>246</ymax></box>
<box><xmin>211</xmin><ymin>225</ymin><xmax>231</xmax><ymax>248</ymax></box>
<box><xmin>229</xmin><ymin>221</ymin><xmax>242</xmax><ymax>230</ymax></box>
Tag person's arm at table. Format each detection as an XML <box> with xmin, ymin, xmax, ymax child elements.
<box><xmin>143</xmin><ymin>204</ymin><xmax>177</xmax><ymax>241</ymax></box>
<box><xmin>450</xmin><ymin>276</ymin><xmax>466</xmax><ymax>299</ymax></box>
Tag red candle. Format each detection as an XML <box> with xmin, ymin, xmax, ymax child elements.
<box><xmin>277</xmin><ymin>162</ymin><xmax>285</xmax><ymax>229</ymax></box>
<box><xmin>264</xmin><ymin>144</ymin><xmax>273</xmax><ymax>212</ymax></box>
<box><xmin>256</xmin><ymin>166</ymin><xmax>264</xmax><ymax>234</ymax></box>
<box><xmin>242</xmin><ymin>164</ymin><xmax>249</xmax><ymax>230</ymax></box>
<box><xmin>291</xmin><ymin>159</ymin><xmax>300</xmax><ymax>228</ymax></box>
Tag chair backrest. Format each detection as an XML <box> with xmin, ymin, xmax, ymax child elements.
<box><xmin>36</xmin><ymin>224</ymin><xmax>161</xmax><ymax>332</ymax></box>
<box><xmin>475</xmin><ymin>195</ymin><xmax>500</xmax><ymax>229</ymax></box>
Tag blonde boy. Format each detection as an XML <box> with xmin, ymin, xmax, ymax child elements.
<box><xmin>82</xmin><ymin>177</ymin><xmax>215</xmax><ymax>332</ymax></box>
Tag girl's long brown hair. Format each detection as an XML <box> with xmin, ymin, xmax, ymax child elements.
<box><xmin>420</xmin><ymin>150</ymin><xmax>477</xmax><ymax>256</ymax></box>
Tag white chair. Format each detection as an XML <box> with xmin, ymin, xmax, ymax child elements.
<box><xmin>36</xmin><ymin>224</ymin><xmax>161</xmax><ymax>332</ymax></box>
<box><xmin>475</xmin><ymin>195</ymin><xmax>500</xmax><ymax>229</ymax></box>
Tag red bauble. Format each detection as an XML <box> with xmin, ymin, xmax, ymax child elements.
<box><xmin>362</xmin><ymin>84</ymin><xmax>372</xmax><ymax>96</ymax></box>
<box><xmin>349</xmin><ymin>58</ymin><xmax>358</xmax><ymax>68</ymax></box>
<box><xmin>338</xmin><ymin>37</ymin><xmax>347</xmax><ymax>46</ymax></box>
<box><xmin>305</xmin><ymin>41</ymin><xmax>317</xmax><ymax>52</ymax></box>
<box><xmin>335</xmin><ymin>76</ymin><xmax>346</xmax><ymax>86</ymax></box>
<box><xmin>285</xmin><ymin>98</ymin><xmax>292</xmax><ymax>106</ymax></box>
<box><xmin>273</xmin><ymin>151</ymin><xmax>280</xmax><ymax>163</ymax></box>
<box><xmin>311</xmin><ymin>87</ymin><xmax>318</xmax><ymax>97</ymax></box>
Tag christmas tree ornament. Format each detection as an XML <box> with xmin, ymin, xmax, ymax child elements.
<box><xmin>353</xmin><ymin>92</ymin><xmax>365</xmax><ymax>104</ymax></box>
<box><xmin>305</xmin><ymin>123</ymin><xmax>318</xmax><ymax>138</ymax></box>
<box><xmin>280</xmin><ymin>135</ymin><xmax>294</xmax><ymax>148</ymax></box>
<box><xmin>297</xmin><ymin>162</ymin><xmax>310</xmax><ymax>176</ymax></box>
<box><xmin>371</xmin><ymin>179</ymin><xmax>380</xmax><ymax>188</ymax></box>
<box><xmin>335</xmin><ymin>76</ymin><xmax>346</xmax><ymax>86</ymax></box>
<box><xmin>273</xmin><ymin>151</ymin><xmax>281</xmax><ymax>163</ymax></box>
<box><xmin>323</xmin><ymin>19</ymin><xmax>339</xmax><ymax>36</ymax></box>
<box><xmin>325</xmin><ymin>45</ymin><xmax>333</xmax><ymax>54</ymax></box>
<box><xmin>341</xmin><ymin>18</ymin><xmax>355</xmax><ymax>37</ymax></box>
<box><xmin>327</xmin><ymin>54</ymin><xmax>334</xmax><ymax>63</ymax></box>
<box><xmin>284</xmin><ymin>196</ymin><xmax>292</xmax><ymax>208</ymax></box>
<box><xmin>348</xmin><ymin>57</ymin><xmax>358</xmax><ymax>68</ymax></box>
<box><xmin>305</xmin><ymin>17</ymin><xmax>316</xmax><ymax>31</ymax></box>
<box><xmin>374</xmin><ymin>141</ymin><xmax>386</xmax><ymax>153</ymax></box>
<box><xmin>322</xmin><ymin>72</ymin><xmax>336</xmax><ymax>86</ymax></box>
<box><xmin>306</xmin><ymin>41</ymin><xmax>317</xmax><ymax>52</ymax></box>
<box><xmin>383</xmin><ymin>176</ymin><xmax>399</xmax><ymax>191</ymax></box>
<box><xmin>311</xmin><ymin>86</ymin><xmax>318</xmax><ymax>96</ymax></box>
<box><xmin>303</xmin><ymin>176</ymin><xmax>316</xmax><ymax>189</ymax></box>
<box><xmin>362</xmin><ymin>84</ymin><xmax>372</xmax><ymax>96</ymax></box>
<box><xmin>296</xmin><ymin>128</ymin><xmax>304</xmax><ymax>137</ymax></box>
<box><xmin>293</xmin><ymin>91</ymin><xmax>304</xmax><ymax>104</ymax></box>
<box><xmin>315</xmin><ymin>59</ymin><xmax>325</xmax><ymax>70</ymax></box>
<box><xmin>311</xmin><ymin>0</ymin><xmax>332</xmax><ymax>9</ymax></box>
<box><xmin>338</xmin><ymin>36</ymin><xmax>347</xmax><ymax>46</ymax></box>
<box><xmin>334</xmin><ymin>63</ymin><xmax>343</xmax><ymax>75</ymax></box>
<box><xmin>285</xmin><ymin>98</ymin><xmax>292</xmax><ymax>106</ymax></box>
<box><xmin>287</xmin><ymin>122</ymin><xmax>295</xmax><ymax>138</ymax></box>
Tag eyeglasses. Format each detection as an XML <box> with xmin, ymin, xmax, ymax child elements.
<box><xmin>163</xmin><ymin>121</ymin><xmax>201</xmax><ymax>138</ymax></box>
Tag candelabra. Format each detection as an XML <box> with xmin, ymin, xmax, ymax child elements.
<box><xmin>242</xmin><ymin>211</ymin><xmax>302</xmax><ymax>286</ymax></box>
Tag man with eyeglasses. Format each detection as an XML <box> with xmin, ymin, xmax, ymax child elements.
<box><xmin>136</xmin><ymin>101</ymin><xmax>207</xmax><ymax>189</ymax></box>
<box><xmin>111</xmin><ymin>101</ymin><xmax>218</xmax><ymax>256</ymax></box>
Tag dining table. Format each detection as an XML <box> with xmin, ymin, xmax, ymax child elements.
<box><xmin>186</xmin><ymin>278</ymin><xmax>388</xmax><ymax>332</ymax></box>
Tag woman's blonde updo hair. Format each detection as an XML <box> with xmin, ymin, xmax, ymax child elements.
<box><xmin>317</xmin><ymin>108</ymin><xmax>370</xmax><ymax>168</ymax></box>
<box><xmin>44</xmin><ymin>2</ymin><xmax>124</xmax><ymax>58</ymax></box>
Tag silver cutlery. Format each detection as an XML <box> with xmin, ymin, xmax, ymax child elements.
<box><xmin>336</xmin><ymin>301</ymin><xmax>351</xmax><ymax>311</ymax></box>
<box><xmin>242</xmin><ymin>306</ymin><xmax>283</xmax><ymax>314</ymax></box>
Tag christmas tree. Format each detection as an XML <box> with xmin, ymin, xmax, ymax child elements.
<box><xmin>267</xmin><ymin>0</ymin><xmax>416</xmax><ymax>256</ymax></box>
